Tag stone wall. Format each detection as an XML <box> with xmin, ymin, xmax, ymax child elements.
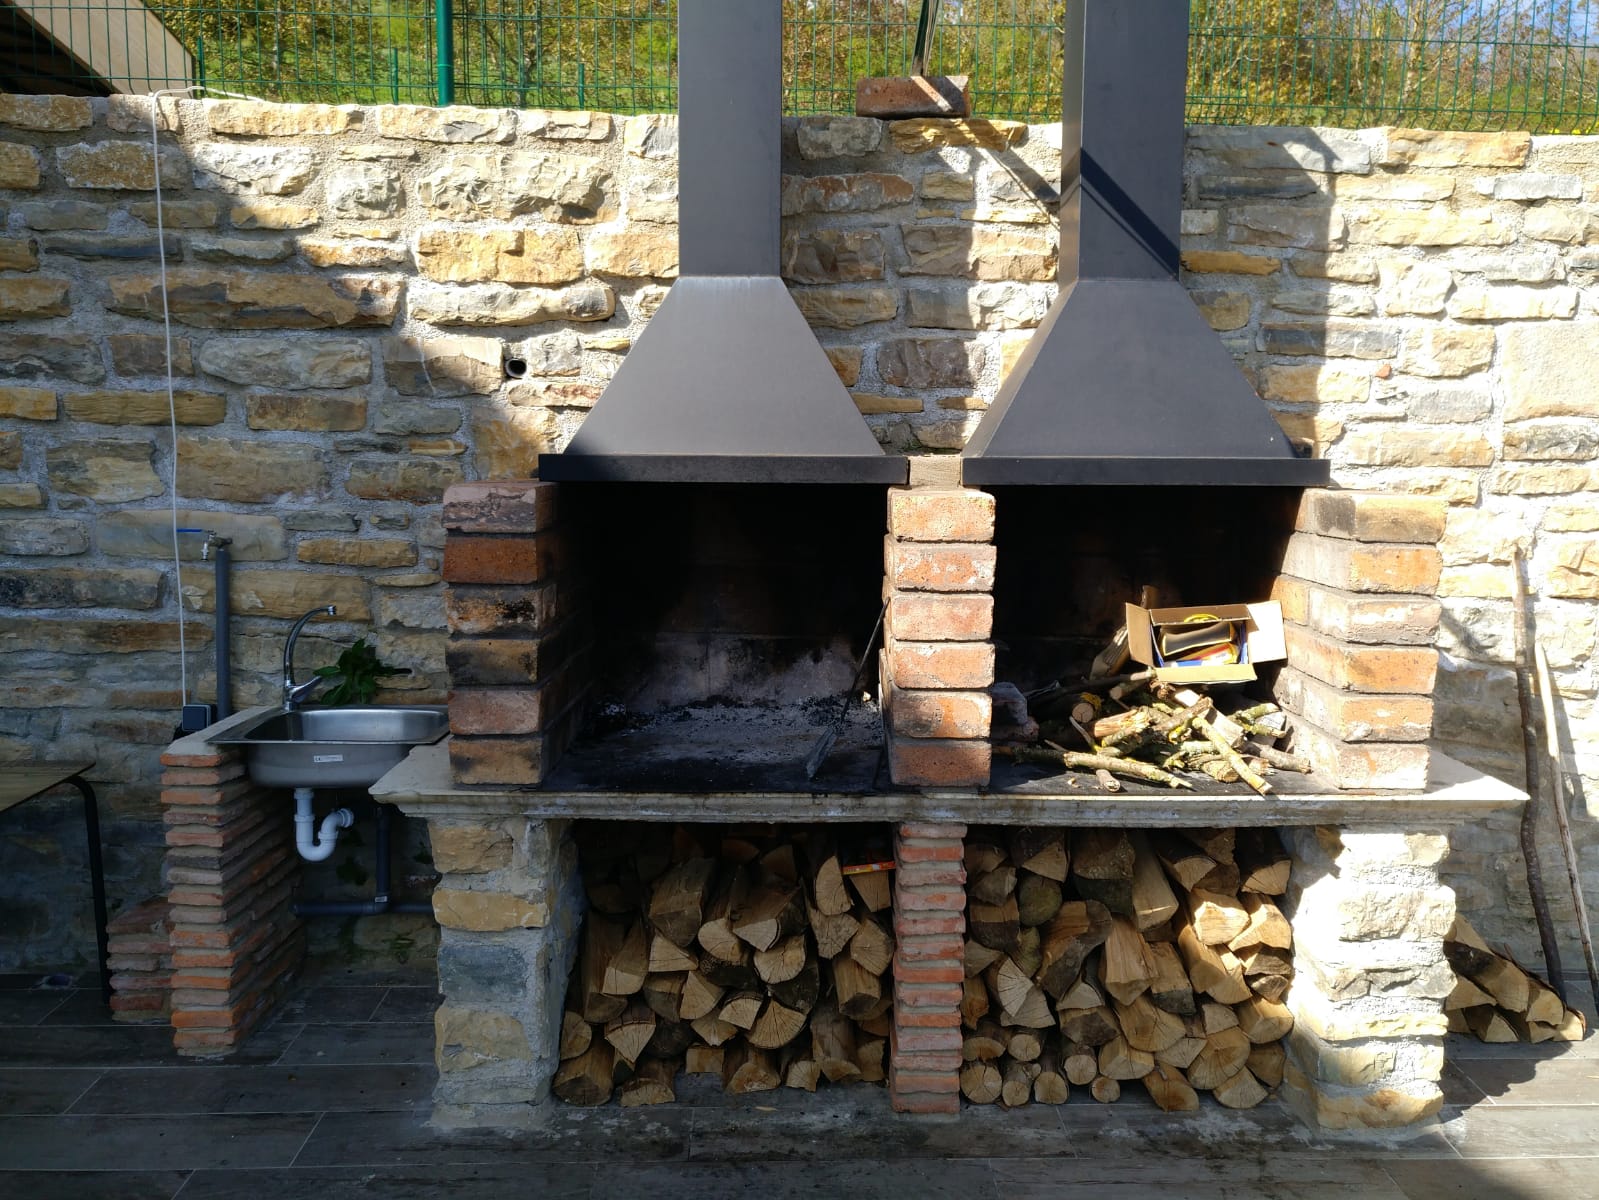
<box><xmin>0</xmin><ymin>96</ymin><xmax>1593</xmax><ymax>972</ymax></box>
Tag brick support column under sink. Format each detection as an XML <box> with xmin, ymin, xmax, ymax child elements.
<box><xmin>1271</xmin><ymin>490</ymin><xmax>1447</xmax><ymax>791</ymax></box>
<box><xmin>881</xmin><ymin>468</ymin><xmax>996</xmax><ymax>788</ymax></box>
<box><xmin>442</xmin><ymin>481</ymin><xmax>590</xmax><ymax>788</ymax></box>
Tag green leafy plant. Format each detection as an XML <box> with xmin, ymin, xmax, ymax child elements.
<box><xmin>313</xmin><ymin>638</ymin><xmax>407</xmax><ymax>706</ymax></box>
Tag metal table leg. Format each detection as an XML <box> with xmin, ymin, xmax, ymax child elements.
<box><xmin>71</xmin><ymin>775</ymin><xmax>111</xmax><ymax>1003</ymax></box>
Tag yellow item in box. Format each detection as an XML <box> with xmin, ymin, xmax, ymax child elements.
<box><xmin>1125</xmin><ymin>601</ymin><xmax>1286</xmax><ymax>684</ymax></box>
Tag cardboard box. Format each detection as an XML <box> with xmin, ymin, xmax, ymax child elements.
<box><xmin>1125</xmin><ymin>601</ymin><xmax>1286</xmax><ymax>685</ymax></box>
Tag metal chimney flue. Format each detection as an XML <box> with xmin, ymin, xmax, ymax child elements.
<box><xmin>961</xmin><ymin>0</ymin><xmax>1329</xmax><ymax>487</ymax></box>
<box><xmin>538</xmin><ymin>1</ymin><xmax>905</xmax><ymax>485</ymax></box>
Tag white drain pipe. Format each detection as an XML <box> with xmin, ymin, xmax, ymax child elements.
<box><xmin>293</xmin><ymin>787</ymin><xmax>354</xmax><ymax>863</ymax></box>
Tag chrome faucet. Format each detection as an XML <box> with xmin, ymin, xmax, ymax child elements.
<box><xmin>283</xmin><ymin>605</ymin><xmax>336</xmax><ymax>710</ymax></box>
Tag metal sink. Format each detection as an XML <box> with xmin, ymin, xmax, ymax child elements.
<box><xmin>209</xmin><ymin>705</ymin><xmax>449</xmax><ymax>789</ymax></box>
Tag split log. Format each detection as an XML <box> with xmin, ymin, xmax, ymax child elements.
<box><xmin>1001</xmin><ymin>1059</ymin><xmax>1036</xmax><ymax>1107</ymax></box>
<box><xmin>1006</xmin><ymin>1028</ymin><xmax>1044</xmax><ymax>1063</ymax></box>
<box><xmin>960</xmin><ymin>1060</ymin><xmax>1003</xmax><ymax>1104</ymax></box>
<box><xmin>1033</xmin><ymin>1051</ymin><xmax>1069</xmax><ymax>1104</ymax></box>
<box><xmin>1235</xmin><ymin>828</ymin><xmax>1291</xmax><ymax>895</ymax></box>
<box><xmin>1247</xmin><ymin>972</ymin><xmax>1291</xmax><ymax>1003</ymax></box>
<box><xmin>1058</xmin><ymin>975</ymin><xmax>1105</xmax><ymax>1011</ymax></box>
<box><xmin>1064</xmin><ymin>1045</ymin><xmax>1099</xmax><ymax>1085</ymax></box>
<box><xmin>962</xmin><ymin>974</ymin><xmax>990</xmax><ymax>1028</ymax></box>
<box><xmin>857</xmin><ymin>1010</ymin><xmax>892</xmax><ymax>1038</ymax></box>
<box><xmin>648</xmin><ymin>857</ymin><xmax>717</xmax><ymax>948</ymax></box>
<box><xmin>782</xmin><ymin>1047</ymin><xmax>821</xmax><ymax>1092</ymax></box>
<box><xmin>1113</xmin><ymin>992</ymin><xmax>1187</xmax><ymax>1054</ymax></box>
<box><xmin>969</xmin><ymin>896</ymin><xmax>1022</xmax><ymax>954</ymax></box>
<box><xmin>1008</xmin><ymin>828</ymin><xmax>1069</xmax><ymax>882</ymax></box>
<box><xmin>1036</xmin><ymin>900</ymin><xmax>1112</xmax><ymax>998</ymax></box>
<box><xmin>1446</xmin><ymin>974</ymin><xmax>1495</xmax><ymax>1011</ymax></box>
<box><xmin>1177</xmin><ymin>923</ymin><xmax>1251</xmax><ymax>1004</ymax></box>
<box><xmin>768</xmin><ymin>956</ymin><xmax>820</xmax><ymax>1014</ymax></box>
<box><xmin>1212</xmin><ymin>1067</ymin><xmax>1268</xmax><ymax>1109</ymax></box>
<box><xmin>964</xmin><ymin>839</ymin><xmax>1006</xmax><ymax>877</ymax></box>
<box><xmin>1201</xmin><ymin>1002</ymin><xmax>1239</xmax><ymax>1035</ymax></box>
<box><xmin>1129</xmin><ymin>832</ymin><xmax>1179</xmax><ymax>932</ymax></box>
<box><xmin>759</xmin><ymin>842</ymin><xmax>798</xmax><ymax>884</ymax></box>
<box><xmin>807</xmin><ymin>902</ymin><xmax>860</xmax><ymax>960</ymax></box>
<box><xmin>732</xmin><ymin>885</ymin><xmax>804</xmax><ymax>952</ymax></box>
<box><xmin>1098</xmin><ymin>1034</ymin><xmax>1154</xmax><ymax>1080</ymax></box>
<box><xmin>1234</xmin><ymin>995</ymin><xmax>1293</xmax><ymax>1044</ymax></box>
<box><xmin>553</xmin><ymin>1041</ymin><xmax>614</xmax><ymax>1106</ymax></box>
<box><xmin>1071</xmin><ymin>830</ymin><xmax>1136</xmax><ymax>916</ymax></box>
<box><xmin>718</xmin><ymin>989</ymin><xmax>763</xmax><ymax>1031</ymax></box>
<box><xmin>1187</xmin><ymin>1027</ymin><xmax>1251</xmax><ymax>1090</ymax></box>
<box><xmin>697</xmin><ymin>866</ymin><xmax>751</xmax><ymax>963</ymax></box>
<box><xmin>1017</xmin><ymin>872</ymin><xmax>1064</xmax><ymax>929</ymax></box>
<box><xmin>685</xmin><ymin>1044</ymin><xmax>724</xmax><ymax>1076</ymax></box>
<box><xmin>619</xmin><ymin>1056</ymin><xmax>678</xmax><ymax>1107</ymax></box>
<box><xmin>678</xmin><ymin>970</ymin><xmax>725</xmax><ymax>1021</ymax></box>
<box><xmin>559</xmin><ymin>1009</ymin><xmax>592</xmax><ymax>1060</ymax></box>
<box><xmin>963</xmin><ymin>1019</ymin><xmax>1007</xmax><ymax>1062</ymax></box>
<box><xmin>846</xmin><ymin>868</ymin><xmax>893</xmax><ymax>913</ymax></box>
<box><xmin>970</xmin><ymin>865</ymin><xmax>1018</xmax><ymax>906</ymax></box>
<box><xmin>1151</xmin><ymin>832</ymin><xmax>1218</xmax><ymax>892</ymax></box>
<box><xmin>1142</xmin><ymin>1062</ymin><xmax>1200</xmax><ymax>1112</ymax></box>
<box><xmin>647</xmin><ymin>932</ymin><xmax>698</xmax><ymax>975</ymax></box>
<box><xmin>1059</xmin><ymin>1004</ymin><xmax>1119</xmax><ymax>1048</ymax></box>
<box><xmin>690</xmin><ymin>1014</ymin><xmax>739</xmax><ymax>1046</ymax></box>
<box><xmin>848</xmin><ymin>917</ymin><xmax>895</xmax><ymax>977</ymax></box>
<box><xmin>698</xmin><ymin>950</ymin><xmax>757</xmax><ymax>990</ymax></box>
<box><xmin>856</xmin><ymin>1036</ymin><xmax>887</xmax><ymax>1083</ymax></box>
<box><xmin>753</xmin><ymin>934</ymin><xmax>809</xmax><ymax>984</ymax></box>
<box><xmin>986</xmin><ymin>956</ymin><xmax>1052</xmax><ymax>1028</ymax></box>
<box><xmin>1147</xmin><ymin>941</ymin><xmax>1197</xmax><ymax>1015</ymax></box>
<box><xmin>809</xmin><ymin>847</ymin><xmax>852</xmax><ymax>919</ymax></box>
<box><xmin>645</xmin><ymin>1018</ymin><xmax>695</xmax><ymax>1061</ymax></box>
<box><xmin>1189</xmin><ymin>889</ymin><xmax>1250</xmax><ymax>947</ymax></box>
<box><xmin>721</xmin><ymin>1043</ymin><xmax>779</xmax><ymax>1093</ymax></box>
<box><xmin>1181</xmin><ymin>827</ymin><xmax>1236</xmax><ymax>865</ymax></box>
<box><xmin>1246</xmin><ymin>1041</ymin><xmax>1285</xmax><ymax>1088</ymax></box>
<box><xmin>1229</xmin><ymin>894</ymin><xmax>1292</xmax><ymax>952</ymax></box>
<box><xmin>964</xmin><ymin>939</ymin><xmax>1004</xmax><ymax>978</ymax></box>
<box><xmin>1236</xmin><ymin>944</ymin><xmax>1294</xmax><ymax>981</ymax></box>
<box><xmin>1101</xmin><ymin>917</ymin><xmax>1159</xmax><ymax>1004</ymax></box>
<box><xmin>746</xmin><ymin>999</ymin><xmax>808</xmax><ymax>1050</ymax></box>
<box><xmin>642</xmin><ymin>972</ymin><xmax>686</xmax><ymax>1022</ymax></box>
<box><xmin>1154</xmin><ymin>1016</ymin><xmax>1206</xmax><ymax>1070</ymax></box>
<box><xmin>579</xmin><ymin>918</ymin><xmax>629</xmax><ymax>1023</ymax></box>
<box><xmin>831</xmin><ymin>956</ymin><xmax>883</xmax><ymax>1021</ymax></box>
<box><xmin>1469</xmin><ymin>954</ymin><xmax>1533</xmax><ymax>1013</ymax></box>
<box><xmin>1090</xmin><ymin>1075</ymin><xmax>1121</xmax><ymax>1103</ymax></box>
<box><xmin>811</xmin><ymin>1002</ymin><xmax>862</xmax><ymax>1082</ymax></box>
<box><xmin>1464</xmin><ymin>1007</ymin><xmax>1517</xmax><ymax>1043</ymax></box>
<box><xmin>1443</xmin><ymin>915</ymin><xmax>1498</xmax><ymax>978</ymax></box>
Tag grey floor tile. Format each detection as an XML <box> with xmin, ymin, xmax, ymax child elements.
<box><xmin>1383</xmin><ymin>1156</ymin><xmax>1599</xmax><ymax>1198</ymax></box>
<box><xmin>174</xmin><ymin>1164</ymin><xmax>593</xmax><ymax>1200</ymax></box>
<box><xmin>0</xmin><ymin>971</ymin><xmax>80</xmax><ymax>990</ymax></box>
<box><xmin>296</xmin><ymin>962</ymin><xmax>437</xmax><ymax>989</ymax></box>
<box><xmin>1440</xmin><ymin>1060</ymin><xmax>1490</xmax><ymax>1107</ymax></box>
<box><xmin>0</xmin><ymin>1114</ymin><xmax>319</xmax><ymax>1170</ymax></box>
<box><xmin>1442</xmin><ymin>1103</ymin><xmax>1599</xmax><ymax>1158</ymax></box>
<box><xmin>1453</xmin><ymin>1054</ymin><xmax>1599</xmax><ymax>1106</ymax></box>
<box><xmin>0</xmin><ymin>1171</ymin><xmax>188</xmax><ymax>1200</ymax></box>
<box><xmin>592</xmin><ymin>1158</ymin><xmax>999</xmax><ymax>1200</ymax></box>
<box><xmin>0</xmin><ymin>1025</ymin><xmax>179</xmax><ymax>1068</ymax></box>
<box><xmin>273</xmin><ymin>986</ymin><xmax>388</xmax><ymax>1024</ymax></box>
<box><xmin>70</xmin><ymin>1064</ymin><xmax>434</xmax><ymax>1116</ymax></box>
<box><xmin>277</xmin><ymin>1023</ymin><xmax>435</xmax><ymax>1066</ymax></box>
<box><xmin>991</xmin><ymin>1155</ymin><xmax>1407</xmax><ymax>1199</ymax></box>
<box><xmin>369</xmin><ymin>988</ymin><xmax>440</xmax><ymax>1023</ymax></box>
<box><xmin>38</xmin><ymin>988</ymin><xmax>118</xmax><ymax>1025</ymax></box>
<box><xmin>0</xmin><ymin>1067</ymin><xmax>101</xmax><ymax>1115</ymax></box>
<box><xmin>0</xmin><ymin>988</ymin><xmax>72</xmax><ymax>1025</ymax></box>
<box><xmin>294</xmin><ymin>1106</ymin><xmax>692</xmax><ymax>1166</ymax></box>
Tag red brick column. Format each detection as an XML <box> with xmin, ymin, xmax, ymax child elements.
<box><xmin>442</xmin><ymin>481</ymin><xmax>589</xmax><ymax>787</ymax></box>
<box><xmin>106</xmin><ymin>898</ymin><xmax>172</xmax><ymax>1024</ymax></box>
<box><xmin>160</xmin><ymin>736</ymin><xmax>302</xmax><ymax>1055</ymax></box>
<box><xmin>882</xmin><ymin>483</ymin><xmax>996</xmax><ymax>787</ymax></box>
<box><xmin>1271</xmin><ymin>490</ymin><xmax>1446</xmax><ymax>790</ymax></box>
<box><xmin>889</xmin><ymin>820</ymin><xmax>967</xmax><ymax>1114</ymax></box>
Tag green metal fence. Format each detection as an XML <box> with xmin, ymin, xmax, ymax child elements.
<box><xmin>3</xmin><ymin>2</ymin><xmax>1597</xmax><ymax>132</ymax></box>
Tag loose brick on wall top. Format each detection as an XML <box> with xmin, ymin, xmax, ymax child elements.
<box><xmin>442</xmin><ymin>481</ymin><xmax>559</xmax><ymax>534</ymax></box>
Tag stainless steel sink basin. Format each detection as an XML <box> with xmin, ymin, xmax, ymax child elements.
<box><xmin>209</xmin><ymin>705</ymin><xmax>449</xmax><ymax>789</ymax></box>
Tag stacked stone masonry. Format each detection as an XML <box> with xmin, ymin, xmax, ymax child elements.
<box><xmin>158</xmin><ymin>731</ymin><xmax>302</xmax><ymax>1054</ymax></box>
<box><xmin>882</xmin><ymin>480</ymin><xmax>996</xmax><ymax>786</ymax></box>
<box><xmin>1280</xmin><ymin>826</ymin><xmax>1456</xmax><ymax>1130</ymax></box>
<box><xmin>0</xmin><ymin>99</ymin><xmax>1590</xmax><ymax>973</ymax></box>
<box><xmin>442</xmin><ymin>480</ymin><xmax>588</xmax><ymax>787</ymax></box>
<box><xmin>890</xmin><ymin>821</ymin><xmax>968</xmax><ymax>1114</ymax></box>
<box><xmin>426</xmin><ymin>812</ymin><xmax>582</xmax><ymax>1127</ymax></box>
<box><xmin>1271</xmin><ymin>490</ymin><xmax>1447</xmax><ymax>791</ymax></box>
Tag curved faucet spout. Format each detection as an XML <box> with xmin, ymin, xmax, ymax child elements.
<box><xmin>283</xmin><ymin>605</ymin><xmax>337</xmax><ymax>710</ymax></box>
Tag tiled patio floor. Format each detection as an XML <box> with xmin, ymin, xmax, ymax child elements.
<box><xmin>1</xmin><ymin>963</ymin><xmax>1595</xmax><ymax>1198</ymax></box>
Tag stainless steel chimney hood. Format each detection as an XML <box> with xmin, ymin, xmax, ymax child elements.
<box><xmin>538</xmin><ymin>1</ymin><xmax>906</xmax><ymax>485</ymax></box>
<box><xmin>960</xmin><ymin>0</ymin><xmax>1330</xmax><ymax>487</ymax></box>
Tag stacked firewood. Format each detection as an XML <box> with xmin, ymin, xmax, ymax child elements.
<box><xmin>961</xmin><ymin>825</ymin><xmax>1294</xmax><ymax>1110</ymax></box>
<box><xmin>1002</xmin><ymin>683</ymin><xmax>1309</xmax><ymax>796</ymax></box>
<box><xmin>553</xmin><ymin>823</ymin><xmax>895</xmax><ymax>1107</ymax></box>
<box><xmin>1445</xmin><ymin>915</ymin><xmax>1587</xmax><ymax>1043</ymax></box>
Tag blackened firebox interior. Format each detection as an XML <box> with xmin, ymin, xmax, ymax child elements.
<box><xmin>545</xmin><ymin>484</ymin><xmax>889</xmax><ymax>794</ymax></box>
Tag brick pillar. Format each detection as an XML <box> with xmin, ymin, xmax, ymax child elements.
<box><xmin>882</xmin><ymin>472</ymin><xmax>996</xmax><ymax>788</ymax></box>
<box><xmin>1280</xmin><ymin>826</ymin><xmax>1456</xmax><ymax>1130</ymax></box>
<box><xmin>160</xmin><ymin>735</ymin><xmax>302</xmax><ymax>1055</ymax></box>
<box><xmin>442</xmin><ymin>482</ymin><xmax>589</xmax><ymax>788</ymax></box>
<box><xmin>1271</xmin><ymin>490</ymin><xmax>1446</xmax><ymax>790</ymax></box>
<box><xmin>425</xmin><ymin>810</ymin><xmax>583</xmax><ymax>1128</ymax></box>
<box><xmin>106</xmin><ymin>898</ymin><xmax>173</xmax><ymax>1025</ymax></box>
<box><xmin>889</xmin><ymin>821</ymin><xmax>967</xmax><ymax>1114</ymax></box>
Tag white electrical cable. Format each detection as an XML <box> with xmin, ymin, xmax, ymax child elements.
<box><xmin>149</xmin><ymin>86</ymin><xmax>264</xmax><ymax>708</ymax></box>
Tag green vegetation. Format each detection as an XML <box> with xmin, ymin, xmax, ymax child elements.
<box><xmin>100</xmin><ymin>2</ymin><xmax>1599</xmax><ymax>130</ymax></box>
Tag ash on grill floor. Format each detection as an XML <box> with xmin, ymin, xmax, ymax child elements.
<box><xmin>545</xmin><ymin>698</ymin><xmax>886</xmax><ymax>794</ymax></box>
